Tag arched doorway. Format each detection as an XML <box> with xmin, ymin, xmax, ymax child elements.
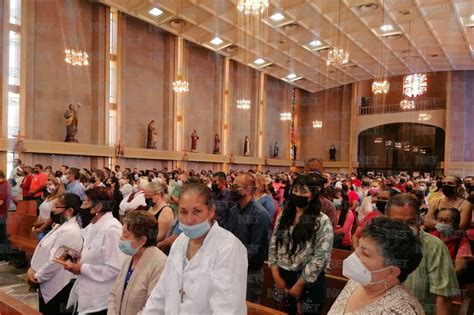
<box><xmin>358</xmin><ymin>123</ymin><xmax>445</xmax><ymax>176</ymax></box>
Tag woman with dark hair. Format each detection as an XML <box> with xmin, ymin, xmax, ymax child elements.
<box><xmin>109</xmin><ymin>211</ymin><xmax>167</xmax><ymax>314</ymax></box>
<box><xmin>329</xmin><ymin>188</ymin><xmax>354</xmax><ymax>251</ymax></box>
<box><xmin>268</xmin><ymin>174</ymin><xmax>334</xmax><ymax>314</ymax></box>
<box><xmin>27</xmin><ymin>193</ymin><xmax>83</xmax><ymax>314</ymax></box>
<box><xmin>105</xmin><ymin>176</ymin><xmax>123</xmax><ymax>220</ymax></box>
<box><xmin>425</xmin><ymin>175</ymin><xmax>472</xmax><ymax>230</ymax></box>
<box><xmin>63</xmin><ymin>187</ymin><xmax>125</xmax><ymax>315</ymax></box>
<box><xmin>328</xmin><ymin>217</ymin><xmax>424</xmax><ymax>314</ymax></box>
<box><xmin>142</xmin><ymin>182</ymin><xmax>247</xmax><ymax>314</ymax></box>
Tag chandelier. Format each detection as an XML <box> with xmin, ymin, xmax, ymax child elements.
<box><xmin>280</xmin><ymin>112</ymin><xmax>291</xmax><ymax>121</ymax></box>
<box><xmin>312</xmin><ymin>120</ymin><xmax>323</xmax><ymax>128</ymax></box>
<box><xmin>374</xmin><ymin>137</ymin><xmax>383</xmax><ymax>144</ymax></box>
<box><xmin>403</xmin><ymin>73</ymin><xmax>427</xmax><ymax>97</ymax></box>
<box><xmin>172</xmin><ymin>75</ymin><xmax>189</xmax><ymax>93</ymax></box>
<box><xmin>400</xmin><ymin>99</ymin><xmax>415</xmax><ymax>110</ymax></box>
<box><xmin>65</xmin><ymin>49</ymin><xmax>89</xmax><ymax>66</ymax></box>
<box><xmin>418</xmin><ymin>113</ymin><xmax>432</xmax><ymax>121</ymax></box>
<box><xmin>395</xmin><ymin>142</ymin><xmax>402</xmax><ymax>149</ymax></box>
<box><xmin>236</xmin><ymin>0</ymin><xmax>269</xmax><ymax>15</ymax></box>
<box><xmin>372</xmin><ymin>80</ymin><xmax>389</xmax><ymax>94</ymax></box>
<box><xmin>327</xmin><ymin>48</ymin><xmax>349</xmax><ymax>66</ymax></box>
<box><xmin>236</xmin><ymin>99</ymin><xmax>251</xmax><ymax>110</ymax></box>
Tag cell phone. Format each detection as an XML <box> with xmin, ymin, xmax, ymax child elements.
<box><xmin>53</xmin><ymin>246</ymin><xmax>82</xmax><ymax>264</ymax></box>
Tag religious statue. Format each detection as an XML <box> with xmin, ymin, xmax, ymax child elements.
<box><xmin>273</xmin><ymin>141</ymin><xmax>279</xmax><ymax>159</ymax></box>
<box><xmin>64</xmin><ymin>103</ymin><xmax>79</xmax><ymax>142</ymax></box>
<box><xmin>213</xmin><ymin>133</ymin><xmax>220</xmax><ymax>154</ymax></box>
<box><xmin>290</xmin><ymin>144</ymin><xmax>297</xmax><ymax>160</ymax></box>
<box><xmin>191</xmin><ymin>129</ymin><xmax>199</xmax><ymax>151</ymax></box>
<box><xmin>147</xmin><ymin>120</ymin><xmax>158</xmax><ymax>149</ymax></box>
<box><xmin>244</xmin><ymin>136</ymin><xmax>250</xmax><ymax>156</ymax></box>
<box><xmin>115</xmin><ymin>140</ymin><xmax>125</xmax><ymax>158</ymax></box>
<box><xmin>329</xmin><ymin>144</ymin><xmax>336</xmax><ymax>161</ymax></box>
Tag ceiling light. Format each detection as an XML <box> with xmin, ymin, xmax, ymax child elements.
<box><xmin>280</xmin><ymin>112</ymin><xmax>291</xmax><ymax>121</ymax></box>
<box><xmin>148</xmin><ymin>7</ymin><xmax>163</xmax><ymax>17</ymax></box>
<box><xmin>309</xmin><ymin>40</ymin><xmax>322</xmax><ymax>47</ymax></box>
<box><xmin>327</xmin><ymin>48</ymin><xmax>349</xmax><ymax>66</ymax></box>
<box><xmin>380</xmin><ymin>24</ymin><xmax>394</xmax><ymax>32</ymax></box>
<box><xmin>237</xmin><ymin>0</ymin><xmax>269</xmax><ymax>15</ymax></box>
<box><xmin>254</xmin><ymin>58</ymin><xmax>265</xmax><ymax>65</ymax></box>
<box><xmin>470</xmin><ymin>14</ymin><xmax>474</xmax><ymax>22</ymax></box>
<box><xmin>287</xmin><ymin>73</ymin><xmax>297</xmax><ymax>80</ymax></box>
<box><xmin>312</xmin><ymin>120</ymin><xmax>322</xmax><ymax>128</ymax></box>
<box><xmin>358</xmin><ymin>3</ymin><xmax>378</xmax><ymax>12</ymax></box>
<box><xmin>374</xmin><ymin>137</ymin><xmax>383</xmax><ymax>144</ymax></box>
<box><xmin>400</xmin><ymin>99</ymin><xmax>415</xmax><ymax>110</ymax></box>
<box><xmin>237</xmin><ymin>99</ymin><xmax>251</xmax><ymax>110</ymax></box>
<box><xmin>418</xmin><ymin>113</ymin><xmax>431</xmax><ymax>121</ymax></box>
<box><xmin>173</xmin><ymin>75</ymin><xmax>189</xmax><ymax>93</ymax></box>
<box><xmin>403</xmin><ymin>73</ymin><xmax>427</xmax><ymax>98</ymax></box>
<box><xmin>270</xmin><ymin>13</ymin><xmax>285</xmax><ymax>21</ymax></box>
<box><xmin>210</xmin><ymin>37</ymin><xmax>224</xmax><ymax>46</ymax></box>
<box><xmin>372</xmin><ymin>80</ymin><xmax>390</xmax><ymax>94</ymax></box>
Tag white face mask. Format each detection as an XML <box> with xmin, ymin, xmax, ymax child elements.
<box><xmin>343</xmin><ymin>252</ymin><xmax>389</xmax><ymax>286</ymax></box>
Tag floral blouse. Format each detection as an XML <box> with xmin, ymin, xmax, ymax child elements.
<box><xmin>328</xmin><ymin>279</ymin><xmax>425</xmax><ymax>315</ymax></box>
<box><xmin>268</xmin><ymin>212</ymin><xmax>334</xmax><ymax>283</ymax></box>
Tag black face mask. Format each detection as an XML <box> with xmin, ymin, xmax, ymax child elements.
<box><xmin>442</xmin><ymin>185</ymin><xmax>456</xmax><ymax>197</ymax></box>
<box><xmin>50</xmin><ymin>212</ymin><xmax>65</xmax><ymax>225</ymax></box>
<box><xmin>291</xmin><ymin>194</ymin><xmax>310</xmax><ymax>208</ymax></box>
<box><xmin>211</xmin><ymin>183</ymin><xmax>220</xmax><ymax>193</ymax></box>
<box><xmin>405</xmin><ymin>185</ymin><xmax>413</xmax><ymax>193</ymax></box>
<box><xmin>145</xmin><ymin>198</ymin><xmax>155</xmax><ymax>208</ymax></box>
<box><xmin>230</xmin><ymin>189</ymin><xmax>242</xmax><ymax>201</ymax></box>
<box><xmin>79</xmin><ymin>207</ymin><xmax>94</xmax><ymax>228</ymax></box>
<box><xmin>89</xmin><ymin>177</ymin><xmax>96</xmax><ymax>183</ymax></box>
<box><xmin>375</xmin><ymin>200</ymin><xmax>387</xmax><ymax>213</ymax></box>
<box><xmin>465</xmin><ymin>183</ymin><xmax>472</xmax><ymax>192</ymax></box>
<box><xmin>33</xmin><ymin>170</ymin><xmax>39</xmax><ymax>174</ymax></box>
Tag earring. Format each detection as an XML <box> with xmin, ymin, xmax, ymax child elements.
<box><xmin>384</xmin><ymin>280</ymin><xmax>390</xmax><ymax>288</ymax></box>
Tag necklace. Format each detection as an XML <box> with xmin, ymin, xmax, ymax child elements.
<box><xmin>179</xmin><ymin>240</ymin><xmax>204</xmax><ymax>303</ymax></box>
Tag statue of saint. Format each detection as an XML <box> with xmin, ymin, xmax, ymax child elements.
<box><xmin>244</xmin><ymin>136</ymin><xmax>250</xmax><ymax>156</ymax></box>
<box><xmin>213</xmin><ymin>133</ymin><xmax>220</xmax><ymax>154</ymax></box>
<box><xmin>191</xmin><ymin>129</ymin><xmax>199</xmax><ymax>151</ymax></box>
<box><xmin>329</xmin><ymin>144</ymin><xmax>336</xmax><ymax>161</ymax></box>
<box><xmin>290</xmin><ymin>144</ymin><xmax>297</xmax><ymax>160</ymax></box>
<box><xmin>115</xmin><ymin>140</ymin><xmax>125</xmax><ymax>157</ymax></box>
<box><xmin>147</xmin><ymin>120</ymin><xmax>158</xmax><ymax>149</ymax></box>
<box><xmin>273</xmin><ymin>141</ymin><xmax>279</xmax><ymax>159</ymax></box>
<box><xmin>64</xmin><ymin>103</ymin><xmax>79</xmax><ymax>142</ymax></box>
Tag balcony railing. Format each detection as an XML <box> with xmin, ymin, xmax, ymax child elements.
<box><xmin>358</xmin><ymin>97</ymin><xmax>446</xmax><ymax>115</ymax></box>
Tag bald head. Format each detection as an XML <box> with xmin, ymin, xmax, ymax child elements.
<box><xmin>304</xmin><ymin>158</ymin><xmax>324</xmax><ymax>174</ymax></box>
<box><xmin>236</xmin><ymin>172</ymin><xmax>256</xmax><ymax>191</ymax></box>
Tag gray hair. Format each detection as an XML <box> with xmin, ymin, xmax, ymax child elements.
<box><xmin>386</xmin><ymin>193</ymin><xmax>421</xmax><ymax>216</ymax></box>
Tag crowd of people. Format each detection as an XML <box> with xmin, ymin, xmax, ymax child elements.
<box><xmin>0</xmin><ymin>157</ymin><xmax>473</xmax><ymax>314</ymax></box>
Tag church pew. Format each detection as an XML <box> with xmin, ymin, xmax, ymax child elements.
<box><xmin>328</xmin><ymin>249</ymin><xmax>351</xmax><ymax>278</ymax></box>
<box><xmin>7</xmin><ymin>213</ymin><xmax>39</xmax><ymax>255</ymax></box>
<box><xmin>246</xmin><ymin>301</ymin><xmax>286</xmax><ymax>315</ymax></box>
<box><xmin>321</xmin><ymin>275</ymin><xmax>348</xmax><ymax>314</ymax></box>
<box><xmin>0</xmin><ymin>291</ymin><xmax>42</xmax><ymax>315</ymax></box>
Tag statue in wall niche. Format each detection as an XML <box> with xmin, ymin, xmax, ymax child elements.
<box><xmin>147</xmin><ymin>120</ymin><xmax>158</xmax><ymax>149</ymax></box>
<box><xmin>244</xmin><ymin>136</ymin><xmax>250</xmax><ymax>156</ymax></box>
<box><xmin>115</xmin><ymin>140</ymin><xmax>125</xmax><ymax>158</ymax></box>
<box><xmin>64</xmin><ymin>103</ymin><xmax>80</xmax><ymax>143</ymax></box>
<box><xmin>273</xmin><ymin>141</ymin><xmax>279</xmax><ymax>159</ymax></box>
<box><xmin>290</xmin><ymin>144</ymin><xmax>297</xmax><ymax>161</ymax></box>
<box><xmin>191</xmin><ymin>129</ymin><xmax>199</xmax><ymax>151</ymax></box>
<box><xmin>329</xmin><ymin>144</ymin><xmax>336</xmax><ymax>161</ymax></box>
<box><xmin>213</xmin><ymin>133</ymin><xmax>220</xmax><ymax>154</ymax></box>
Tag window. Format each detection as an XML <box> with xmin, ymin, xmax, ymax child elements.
<box><xmin>9</xmin><ymin>0</ymin><xmax>21</xmax><ymax>25</ymax></box>
<box><xmin>109</xmin><ymin>60</ymin><xmax>117</xmax><ymax>104</ymax></box>
<box><xmin>7</xmin><ymin>92</ymin><xmax>20</xmax><ymax>138</ymax></box>
<box><xmin>8</xmin><ymin>31</ymin><xmax>20</xmax><ymax>86</ymax></box>
<box><xmin>108</xmin><ymin>8</ymin><xmax>119</xmax><ymax>146</ymax></box>
<box><xmin>108</xmin><ymin>109</ymin><xmax>117</xmax><ymax>145</ymax></box>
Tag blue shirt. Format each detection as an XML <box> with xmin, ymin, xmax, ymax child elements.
<box><xmin>67</xmin><ymin>180</ymin><xmax>85</xmax><ymax>200</ymax></box>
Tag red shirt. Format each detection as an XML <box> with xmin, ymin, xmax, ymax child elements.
<box><xmin>20</xmin><ymin>174</ymin><xmax>33</xmax><ymax>197</ymax></box>
<box><xmin>30</xmin><ymin>172</ymin><xmax>48</xmax><ymax>197</ymax></box>
<box><xmin>0</xmin><ymin>180</ymin><xmax>9</xmax><ymax>216</ymax></box>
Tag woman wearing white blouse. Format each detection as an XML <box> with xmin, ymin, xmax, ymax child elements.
<box><xmin>63</xmin><ymin>187</ymin><xmax>126</xmax><ymax>315</ymax></box>
<box><xmin>27</xmin><ymin>193</ymin><xmax>83</xmax><ymax>314</ymax></box>
<box><xmin>142</xmin><ymin>182</ymin><xmax>248</xmax><ymax>315</ymax></box>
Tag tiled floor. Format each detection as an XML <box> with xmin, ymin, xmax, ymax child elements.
<box><xmin>0</xmin><ymin>261</ymin><xmax>39</xmax><ymax>311</ymax></box>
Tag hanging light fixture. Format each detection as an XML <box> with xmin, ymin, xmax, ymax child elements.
<box><xmin>280</xmin><ymin>112</ymin><xmax>291</xmax><ymax>121</ymax></box>
<box><xmin>236</xmin><ymin>99</ymin><xmax>251</xmax><ymax>110</ymax></box>
<box><xmin>403</xmin><ymin>73</ymin><xmax>427</xmax><ymax>97</ymax></box>
<box><xmin>312</xmin><ymin>120</ymin><xmax>323</xmax><ymax>128</ymax></box>
<box><xmin>372</xmin><ymin>80</ymin><xmax>389</xmax><ymax>94</ymax></box>
<box><xmin>418</xmin><ymin>113</ymin><xmax>432</xmax><ymax>121</ymax></box>
<box><xmin>400</xmin><ymin>99</ymin><xmax>415</xmax><ymax>110</ymax></box>
<box><xmin>372</xmin><ymin>0</ymin><xmax>389</xmax><ymax>94</ymax></box>
<box><xmin>236</xmin><ymin>0</ymin><xmax>269</xmax><ymax>15</ymax></box>
<box><xmin>65</xmin><ymin>49</ymin><xmax>89</xmax><ymax>66</ymax></box>
<box><xmin>173</xmin><ymin>1</ymin><xmax>189</xmax><ymax>93</ymax></box>
<box><xmin>374</xmin><ymin>137</ymin><xmax>383</xmax><ymax>144</ymax></box>
<box><xmin>327</xmin><ymin>0</ymin><xmax>349</xmax><ymax>66</ymax></box>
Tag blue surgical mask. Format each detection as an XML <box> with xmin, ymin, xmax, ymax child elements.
<box><xmin>372</xmin><ymin>203</ymin><xmax>378</xmax><ymax>211</ymax></box>
<box><xmin>435</xmin><ymin>223</ymin><xmax>454</xmax><ymax>236</ymax></box>
<box><xmin>118</xmin><ymin>238</ymin><xmax>142</xmax><ymax>256</ymax></box>
<box><xmin>333</xmin><ymin>199</ymin><xmax>342</xmax><ymax>207</ymax></box>
<box><xmin>179</xmin><ymin>220</ymin><xmax>211</xmax><ymax>239</ymax></box>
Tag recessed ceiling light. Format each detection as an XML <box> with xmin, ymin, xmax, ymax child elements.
<box><xmin>287</xmin><ymin>73</ymin><xmax>297</xmax><ymax>80</ymax></box>
<box><xmin>254</xmin><ymin>58</ymin><xmax>265</xmax><ymax>65</ymax></box>
<box><xmin>380</xmin><ymin>24</ymin><xmax>394</xmax><ymax>32</ymax></box>
<box><xmin>270</xmin><ymin>13</ymin><xmax>285</xmax><ymax>22</ymax></box>
<box><xmin>358</xmin><ymin>3</ymin><xmax>378</xmax><ymax>12</ymax></box>
<box><xmin>309</xmin><ymin>40</ymin><xmax>322</xmax><ymax>47</ymax></box>
<box><xmin>470</xmin><ymin>14</ymin><xmax>474</xmax><ymax>22</ymax></box>
<box><xmin>148</xmin><ymin>7</ymin><xmax>163</xmax><ymax>17</ymax></box>
<box><xmin>210</xmin><ymin>37</ymin><xmax>224</xmax><ymax>46</ymax></box>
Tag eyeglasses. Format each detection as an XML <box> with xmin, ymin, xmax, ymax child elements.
<box><xmin>55</xmin><ymin>206</ymin><xmax>67</xmax><ymax>209</ymax></box>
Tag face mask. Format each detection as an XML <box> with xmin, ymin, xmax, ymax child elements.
<box><xmin>61</xmin><ymin>175</ymin><xmax>68</xmax><ymax>184</ymax></box>
<box><xmin>211</xmin><ymin>183</ymin><xmax>220</xmax><ymax>193</ymax></box>
<box><xmin>291</xmin><ymin>194</ymin><xmax>310</xmax><ymax>208</ymax></box>
<box><xmin>372</xmin><ymin>203</ymin><xmax>378</xmax><ymax>211</ymax></box>
<box><xmin>47</xmin><ymin>185</ymin><xmax>56</xmax><ymax>194</ymax></box>
<box><xmin>442</xmin><ymin>185</ymin><xmax>456</xmax><ymax>197</ymax></box>
<box><xmin>333</xmin><ymin>199</ymin><xmax>342</xmax><ymax>207</ymax></box>
<box><xmin>375</xmin><ymin>200</ymin><xmax>387</xmax><ymax>213</ymax></box>
<box><xmin>230</xmin><ymin>189</ymin><xmax>242</xmax><ymax>201</ymax></box>
<box><xmin>78</xmin><ymin>207</ymin><xmax>93</xmax><ymax>228</ymax></box>
<box><xmin>409</xmin><ymin>225</ymin><xmax>419</xmax><ymax>237</ymax></box>
<box><xmin>50</xmin><ymin>211</ymin><xmax>65</xmax><ymax>225</ymax></box>
<box><xmin>435</xmin><ymin>223</ymin><xmax>454</xmax><ymax>236</ymax></box>
<box><xmin>368</xmin><ymin>188</ymin><xmax>379</xmax><ymax>196</ymax></box>
<box><xmin>118</xmin><ymin>238</ymin><xmax>142</xmax><ymax>256</ymax></box>
<box><xmin>34</xmin><ymin>170</ymin><xmax>39</xmax><ymax>174</ymax></box>
<box><xmin>179</xmin><ymin>220</ymin><xmax>211</xmax><ymax>239</ymax></box>
<box><xmin>343</xmin><ymin>253</ymin><xmax>389</xmax><ymax>286</ymax></box>
<box><xmin>465</xmin><ymin>183</ymin><xmax>472</xmax><ymax>191</ymax></box>
<box><xmin>89</xmin><ymin>177</ymin><xmax>96</xmax><ymax>183</ymax></box>
<box><xmin>145</xmin><ymin>198</ymin><xmax>154</xmax><ymax>208</ymax></box>
<box><xmin>405</xmin><ymin>185</ymin><xmax>413</xmax><ymax>192</ymax></box>
<box><xmin>177</xmin><ymin>180</ymin><xmax>183</xmax><ymax>186</ymax></box>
